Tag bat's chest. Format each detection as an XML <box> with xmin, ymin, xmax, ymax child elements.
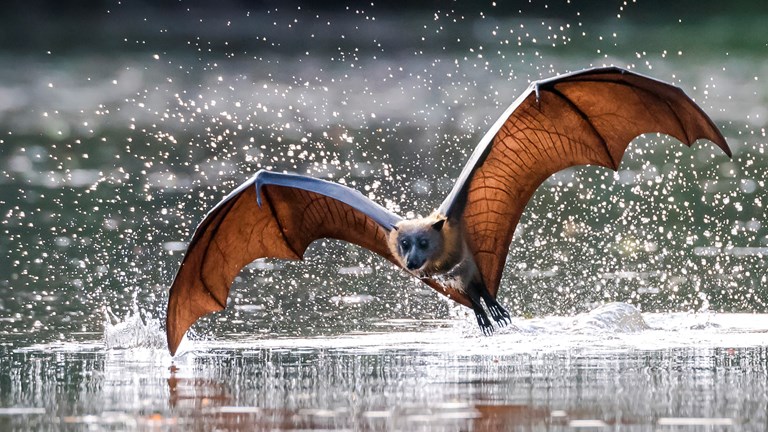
<box><xmin>430</xmin><ymin>257</ymin><xmax>475</xmax><ymax>293</ymax></box>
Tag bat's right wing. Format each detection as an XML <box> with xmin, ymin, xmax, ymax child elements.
<box><xmin>437</xmin><ymin>67</ymin><xmax>730</xmax><ymax>299</ymax></box>
<box><xmin>166</xmin><ymin>170</ymin><xmax>402</xmax><ymax>355</ymax></box>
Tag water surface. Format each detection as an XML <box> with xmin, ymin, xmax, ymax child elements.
<box><xmin>3</xmin><ymin>304</ymin><xmax>768</xmax><ymax>430</ymax></box>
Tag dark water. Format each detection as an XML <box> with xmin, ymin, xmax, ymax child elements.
<box><xmin>1</xmin><ymin>2</ymin><xmax>767</xmax><ymax>430</ymax></box>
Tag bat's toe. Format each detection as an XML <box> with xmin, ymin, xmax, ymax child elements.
<box><xmin>483</xmin><ymin>296</ymin><xmax>511</xmax><ymax>327</ymax></box>
<box><xmin>480</xmin><ymin>323</ymin><xmax>495</xmax><ymax>336</ymax></box>
<box><xmin>489</xmin><ymin>304</ymin><xmax>511</xmax><ymax>327</ymax></box>
<box><xmin>473</xmin><ymin>307</ymin><xmax>495</xmax><ymax>336</ymax></box>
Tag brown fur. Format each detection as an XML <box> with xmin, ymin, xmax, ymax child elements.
<box><xmin>388</xmin><ymin>213</ymin><xmax>480</xmax><ymax>292</ymax></box>
<box><xmin>386</xmin><ymin>216</ymin><xmax>504</xmax><ymax>329</ymax></box>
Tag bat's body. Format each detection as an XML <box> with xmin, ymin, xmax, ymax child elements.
<box><xmin>165</xmin><ymin>67</ymin><xmax>731</xmax><ymax>355</ymax></box>
<box><xmin>387</xmin><ymin>214</ymin><xmax>509</xmax><ymax>332</ymax></box>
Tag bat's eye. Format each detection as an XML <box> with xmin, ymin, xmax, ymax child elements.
<box><xmin>400</xmin><ymin>239</ymin><xmax>411</xmax><ymax>249</ymax></box>
<box><xmin>417</xmin><ymin>239</ymin><xmax>429</xmax><ymax>249</ymax></box>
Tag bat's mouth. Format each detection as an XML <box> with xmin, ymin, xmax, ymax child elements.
<box><xmin>405</xmin><ymin>257</ymin><xmax>427</xmax><ymax>273</ymax></box>
<box><xmin>412</xmin><ymin>267</ymin><xmax>432</xmax><ymax>279</ymax></box>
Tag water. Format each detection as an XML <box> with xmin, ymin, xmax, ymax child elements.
<box><xmin>1</xmin><ymin>1</ymin><xmax>768</xmax><ymax>430</ymax></box>
<box><xmin>3</xmin><ymin>304</ymin><xmax>768</xmax><ymax>430</ymax></box>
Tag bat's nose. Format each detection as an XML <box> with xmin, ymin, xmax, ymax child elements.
<box><xmin>406</xmin><ymin>258</ymin><xmax>424</xmax><ymax>271</ymax></box>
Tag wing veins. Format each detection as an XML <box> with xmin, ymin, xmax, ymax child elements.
<box><xmin>262</xmin><ymin>186</ymin><xmax>304</xmax><ymax>260</ymax></box>
<box><xmin>545</xmin><ymin>86</ymin><xmax>616</xmax><ymax>169</ymax></box>
<box><xmin>198</xmin><ymin>198</ymin><xmax>237</xmax><ymax>310</ymax></box>
<box><xmin>569</xmin><ymin>77</ymin><xmax>695</xmax><ymax>145</ymax></box>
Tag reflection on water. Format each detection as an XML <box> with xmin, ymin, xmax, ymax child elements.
<box><xmin>2</xmin><ymin>304</ymin><xmax>768</xmax><ymax>430</ymax></box>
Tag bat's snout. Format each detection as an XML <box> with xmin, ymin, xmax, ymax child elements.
<box><xmin>406</xmin><ymin>257</ymin><xmax>426</xmax><ymax>271</ymax></box>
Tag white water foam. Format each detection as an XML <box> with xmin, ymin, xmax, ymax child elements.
<box><xmin>102</xmin><ymin>304</ymin><xmax>166</xmax><ymax>351</ymax></box>
<box><xmin>178</xmin><ymin>302</ymin><xmax>768</xmax><ymax>356</ymax></box>
<box><xmin>18</xmin><ymin>302</ymin><xmax>768</xmax><ymax>357</ymax></box>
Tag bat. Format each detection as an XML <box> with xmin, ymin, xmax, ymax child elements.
<box><xmin>165</xmin><ymin>66</ymin><xmax>730</xmax><ymax>355</ymax></box>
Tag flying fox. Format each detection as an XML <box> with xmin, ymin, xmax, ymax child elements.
<box><xmin>165</xmin><ymin>67</ymin><xmax>731</xmax><ymax>355</ymax></box>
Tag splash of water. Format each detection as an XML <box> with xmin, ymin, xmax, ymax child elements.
<box><xmin>570</xmin><ymin>302</ymin><xmax>650</xmax><ymax>333</ymax></box>
<box><xmin>103</xmin><ymin>300</ymin><xmax>166</xmax><ymax>350</ymax></box>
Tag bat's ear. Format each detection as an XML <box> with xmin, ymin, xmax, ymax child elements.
<box><xmin>431</xmin><ymin>219</ymin><xmax>445</xmax><ymax>232</ymax></box>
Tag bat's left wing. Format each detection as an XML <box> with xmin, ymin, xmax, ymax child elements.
<box><xmin>166</xmin><ymin>170</ymin><xmax>402</xmax><ymax>355</ymax></box>
<box><xmin>437</xmin><ymin>67</ymin><xmax>730</xmax><ymax>298</ymax></box>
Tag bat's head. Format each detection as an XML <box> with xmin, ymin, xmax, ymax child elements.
<box><xmin>389</xmin><ymin>215</ymin><xmax>448</xmax><ymax>276</ymax></box>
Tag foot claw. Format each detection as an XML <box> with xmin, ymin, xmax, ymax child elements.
<box><xmin>487</xmin><ymin>302</ymin><xmax>511</xmax><ymax>327</ymax></box>
<box><xmin>475</xmin><ymin>310</ymin><xmax>494</xmax><ymax>336</ymax></box>
<box><xmin>470</xmin><ymin>289</ymin><xmax>511</xmax><ymax>336</ymax></box>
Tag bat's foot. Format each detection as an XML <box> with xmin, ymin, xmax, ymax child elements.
<box><xmin>472</xmin><ymin>304</ymin><xmax>494</xmax><ymax>336</ymax></box>
<box><xmin>468</xmin><ymin>283</ymin><xmax>501</xmax><ymax>335</ymax></box>
<box><xmin>485</xmin><ymin>298</ymin><xmax>511</xmax><ymax>327</ymax></box>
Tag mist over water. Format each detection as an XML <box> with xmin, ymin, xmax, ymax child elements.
<box><xmin>0</xmin><ymin>1</ymin><xmax>767</xmax><ymax>429</ymax></box>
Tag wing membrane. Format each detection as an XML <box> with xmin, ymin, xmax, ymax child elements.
<box><xmin>166</xmin><ymin>171</ymin><xmax>402</xmax><ymax>354</ymax></box>
<box><xmin>438</xmin><ymin>67</ymin><xmax>730</xmax><ymax>297</ymax></box>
